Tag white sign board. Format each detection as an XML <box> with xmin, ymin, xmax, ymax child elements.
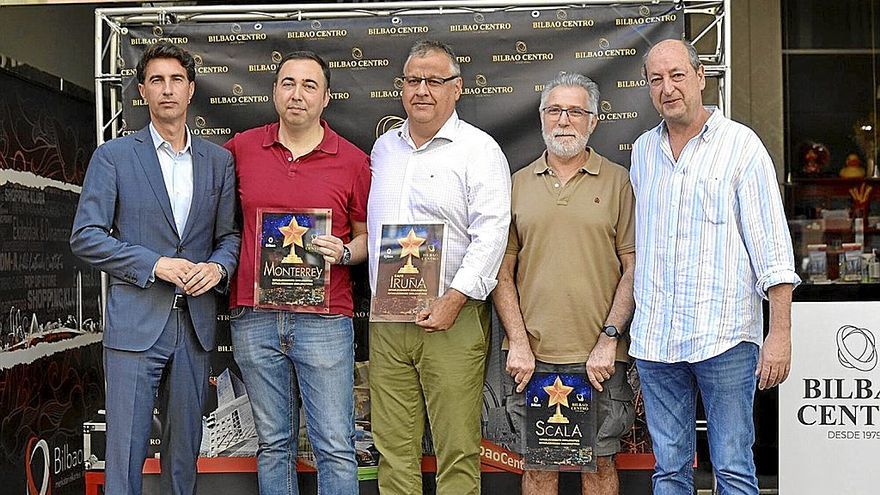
<box><xmin>780</xmin><ymin>301</ymin><xmax>880</xmax><ymax>494</ymax></box>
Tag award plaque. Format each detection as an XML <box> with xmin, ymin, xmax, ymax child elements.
<box><xmin>369</xmin><ymin>223</ymin><xmax>446</xmax><ymax>322</ymax></box>
<box><xmin>524</xmin><ymin>372</ymin><xmax>597</xmax><ymax>472</ymax></box>
<box><xmin>254</xmin><ymin>208</ymin><xmax>332</xmax><ymax>312</ymax></box>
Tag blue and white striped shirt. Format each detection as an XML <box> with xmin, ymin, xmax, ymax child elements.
<box><xmin>629</xmin><ymin>108</ymin><xmax>800</xmax><ymax>363</ymax></box>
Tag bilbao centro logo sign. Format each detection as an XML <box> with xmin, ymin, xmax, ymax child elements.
<box><xmin>24</xmin><ymin>436</ymin><xmax>85</xmax><ymax>493</ymax></box>
<box><xmin>837</xmin><ymin>325</ymin><xmax>878</xmax><ymax>372</ymax></box>
<box><xmin>26</xmin><ymin>437</ymin><xmax>51</xmax><ymax>495</ymax></box>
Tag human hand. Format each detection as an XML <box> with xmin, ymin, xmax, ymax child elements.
<box><xmin>312</xmin><ymin>234</ymin><xmax>346</xmax><ymax>265</ymax></box>
<box><xmin>507</xmin><ymin>339</ymin><xmax>536</xmax><ymax>393</ymax></box>
<box><xmin>415</xmin><ymin>290</ymin><xmax>467</xmax><ymax>332</ymax></box>
<box><xmin>757</xmin><ymin>331</ymin><xmax>791</xmax><ymax>390</ymax></box>
<box><xmin>586</xmin><ymin>336</ymin><xmax>618</xmax><ymax>392</ymax></box>
<box><xmin>155</xmin><ymin>257</ymin><xmax>196</xmax><ymax>290</ymax></box>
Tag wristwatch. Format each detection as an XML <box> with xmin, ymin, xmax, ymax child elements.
<box><xmin>339</xmin><ymin>245</ymin><xmax>352</xmax><ymax>265</ymax></box>
<box><xmin>602</xmin><ymin>324</ymin><xmax>622</xmax><ymax>339</ymax></box>
<box><xmin>212</xmin><ymin>262</ymin><xmax>227</xmax><ymax>280</ymax></box>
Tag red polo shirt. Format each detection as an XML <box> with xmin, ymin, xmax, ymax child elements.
<box><xmin>224</xmin><ymin>120</ymin><xmax>371</xmax><ymax>316</ymax></box>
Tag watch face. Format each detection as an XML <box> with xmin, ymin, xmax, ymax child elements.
<box><xmin>603</xmin><ymin>325</ymin><xmax>619</xmax><ymax>338</ymax></box>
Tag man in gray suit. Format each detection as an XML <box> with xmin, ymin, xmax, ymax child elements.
<box><xmin>70</xmin><ymin>42</ymin><xmax>239</xmax><ymax>495</ymax></box>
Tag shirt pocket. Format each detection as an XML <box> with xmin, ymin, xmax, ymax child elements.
<box><xmin>696</xmin><ymin>177</ymin><xmax>729</xmax><ymax>224</ymax></box>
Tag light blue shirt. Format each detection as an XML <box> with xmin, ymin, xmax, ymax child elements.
<box><xmin>629</xmin><ymin>108</ymin><xmax>800</xmax><ymax>363</ymax></box>
<box><xmin>149</xmin><ymin>122</ymin><xmax>193</xmax><ymax>236</ymax></box>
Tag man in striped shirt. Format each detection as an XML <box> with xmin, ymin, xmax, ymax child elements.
<box><xmin>629</xmin><ymin>39</ymin><xmax>800</xmax><ymax>495</ymax></box>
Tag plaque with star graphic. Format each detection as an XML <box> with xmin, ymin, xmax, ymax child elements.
<box><xmin>254</xmin><ymin>208</ymin><xmax>332</xmax><ymax>312</ymax></box>
<box><xmin>370</xmin><ymin>223</ymin><xmax>446</xmax><ymax>322</ymax></box>
<box><xmin>524</xmin><ymin>372</ymin><xmax>597</xmax><ymax>471</ymax></box>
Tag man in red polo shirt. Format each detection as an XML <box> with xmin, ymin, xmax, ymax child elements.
<box><xmin>223</xmin><ymin>51</ymin><xmax>370</xmax><ymax>495</ymax></box>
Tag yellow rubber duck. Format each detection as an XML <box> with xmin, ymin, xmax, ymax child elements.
<box><xmin>840</xmin><ymin>153</ymin><xmax>867</xmax><ymax>179</ymax></box>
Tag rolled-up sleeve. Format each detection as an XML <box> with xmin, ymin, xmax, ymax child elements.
<box><xmin>737</xmin><ymin>141</ymin><xmax>801</xmax><ymax>298</ymax></box>
<box><xmin>449</xmin><ymin>144</ymin><xmax>512</xmax><ymax>300</ymax></box>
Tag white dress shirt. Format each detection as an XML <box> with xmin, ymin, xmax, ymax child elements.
<box><xmin>149</xmin><ymin>122</ymin><xmax>193</xmax><ymax>236</ymax></box>
<box><xmin>368</xmin><ymin>112</ymin><xmax>511</xmax><ymax>300</ymax></box>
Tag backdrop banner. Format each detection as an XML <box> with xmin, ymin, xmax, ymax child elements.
<box><xmin>113</xmin><ymin>2</ymin><xmax>683</xmax><ymax>471</ymax></box>
<box><xmin>0</xmin><ymin>67</ymin><xmax>102</xmax><ymax>495</ymax></box>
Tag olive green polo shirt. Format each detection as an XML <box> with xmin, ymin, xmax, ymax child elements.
<box><xmin>507</xmin><ymin>148</ymin><xmax>635</xmax><ymax>364</ymax></box>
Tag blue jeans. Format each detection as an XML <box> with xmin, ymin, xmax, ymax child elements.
<box><xmin>231</xmin><ymin>307</ymin><xmax>357</xmax><ymax>495</ymax></box>
<box><xmin>636</xmin><ymin>341</ymin><xmax>759</xmax><ymax>495</ymax></box>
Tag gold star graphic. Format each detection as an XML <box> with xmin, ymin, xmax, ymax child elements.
<box><xmin>279</xmin><ymin>216</ymin><xmax>309</xmax><ymax>249</ymax></box>
<box><xmin>398</xmin><ymin>228</ymin><xmax>426</xmax><ymax>259</ymax></box>
<box><xmin>544</xmin><ymin>375</ymin><xmax>574</xmax><ymax>409</ymax></box>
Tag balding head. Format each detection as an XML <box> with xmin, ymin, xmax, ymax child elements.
<box><xmin>643</xmin><ymin>39</ymin><xmax>707</xmax><ymax>131</ymax></box>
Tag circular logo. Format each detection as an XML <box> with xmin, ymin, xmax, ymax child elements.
<box><xmin>195</xmin><ymin>116</ymin><xmax>207</xmax><ymax>128</ymax></box>
<box><xmin>391</xmin><ymin>16</ymin><xmax>401</xmax><ymax>25</ymax></box>
<box><xmin>473</xmin><ymin>13</ymin><xmax>485</xmax><ymax>23</ymax></box>
<box><xmin>25</xmin><ymin>437</ymin><xmax>51</xmax><ymax>495</ymax></box>
<box><xmin>601</xmin><ymin>100</ymin><xmax>612</xmax><ymax>112</ymax></box>
<box><xmin>231</xmin><ymin>24</ymin><xmax>242</xmax><ymax>34</ymax></box>
<box><xmin>272</xmin><ymin>51</ymin><xmax>283</xmax><ymax>63</ymax></box>
<box><xmin>393</xmin><ymin>77</ymin><xmax>404</xmax><ymax>90</ymax></box>
<box><xmin>475</xmin><ymin>74</ymin><xmax>487</xmax><ymax>87</ymax></box>
<box><xmin>556</xmin><ymin>9</ymin><xmax>568</xmax><ymax>20</ymax></box>
<box><xmin>515</xmin><ymin>41</ymin><xmax>528</xmax><ymax>54</ymax></box>
<box><xmin>352</xmin><ymin>47</ymin><xmax>363</xmax><ymax>60</ymax></box>
<box><xmin>254</xmin><ymin>23</ymin><xmax>263</xmax><ymax>31</ymax></box>
<box><xmin>598</xmin><ymin>38</ymin><xmax>610</xmax><ymax>50</ymax></box>
<box><xmin>311</xmin><ymin>20</ymin><xmax>322</xmax><ymax>30</ymax></box>
<box><xmin>232</xmin><ymin>84</ymin><xmax>244</xmax><ymax>96</ymax></box>
<box><xmin>376</xmin><ymin>116</ymin><xmax>405</xmax><ymax>139</ymax></box>
<box><xmin>193</xmin><ymin>54</ymin><xmax>203</xmax><ymax>66</ymax></box>
<box><xmin>152</xmin><ymin>26</ymin><xmax>164</xmax><ymax>37</ymax></box>
<box><xmin>117</xmin><ymin>56</ymin><xmax>126</xmax><ymax>69</ymax></box>
<box><xmin>837</xmin><ymin>325</ymin><xmax>878</xmax><ymax>372</ymax></box>
<box><xmin>639</xmin><ymin>5</ymin><xmax>652</xmax><ymax>17</ymax></box>
<box><xmin>120</xmin><ymin>27</ymin><xmax>129</xmax><ymax>35</ymax></box>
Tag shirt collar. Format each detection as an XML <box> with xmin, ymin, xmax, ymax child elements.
<box><xmin>262</xmin><ymin>120</ymin><xmax>340</xmax><ymax>155</ymax></box>
<box><xmin>655</xmin><ymin>105</ymin><xmax>723</xmax><ymax>142</ymax></box>
<box><xmin>532</xmin><ymin>146</ymin><xmax>602</xmax><ymax>176</ymax></box>
<box><xmin>398</xmin><ymin>111</ymin><xmax>459</xmax><ymax>150</ymax></box>
<box><xmin>149</xmin><ymin>122</ymin><xmax>191</xmax><ymax>154</ymax></box>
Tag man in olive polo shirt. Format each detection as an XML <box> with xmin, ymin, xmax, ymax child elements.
<box><xmin>492</xmin><ymin>72</ymin><xmax>636</xmax><ymax>495</ymax></box>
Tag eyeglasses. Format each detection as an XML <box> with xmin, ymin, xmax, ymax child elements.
<box><xmin>402</xmin><ymin>75</ymin><xmax>460</xmax><ymax>89</ymax></box>
<box><xmin>541</xmin><ymin>106</ymin><xmax>595</xmax><ymax>120</ymax></box>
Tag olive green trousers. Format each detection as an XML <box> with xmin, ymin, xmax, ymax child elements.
<box><xmin>369</xmin><ymin>301</ymin><xmax>490</xmax><ymax>495</ymax></box>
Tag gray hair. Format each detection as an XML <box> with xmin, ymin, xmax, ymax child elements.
<box><xmin>539</xmin><ymin>72</ymin><xmax>600</xmax><ymax>114</ymax></box>
<box><xmin>642</xmin><ymin>39</ymin><xmax>702</xmax><ymax>78</ymax></box>
<box><xmin>404</xmin><ymin>40</ymin><xmax>461</xmax><ymax>76</ymax></box>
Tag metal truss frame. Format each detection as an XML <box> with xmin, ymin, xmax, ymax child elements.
<box><xmin>94</xmin><ymin>0</ymin><xmax>729</xmax><ymax>146</ymax></box>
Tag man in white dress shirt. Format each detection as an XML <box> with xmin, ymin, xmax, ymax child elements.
<box><xmin>367</xmin><ymin>40</ymin><xmax>511</xmax><ymax>495</ymax></box>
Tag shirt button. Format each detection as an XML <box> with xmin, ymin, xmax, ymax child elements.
<box><xmin>554</xmin><ymin>183</ymin><xmax>560</xmax><ymax>188</ymax></box>
<box><xmin>287</xmin><ymin>156</ymin><xmax>293</xmax><ymax>162</ymax></box>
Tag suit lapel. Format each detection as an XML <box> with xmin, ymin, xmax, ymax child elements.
<box><xmin>181</xmin><ymin>137</ymin><xmax>210</xmax><ymax>242</ymax></box>
<box><xmin>134</xmin><ymin>127</ymin><xmax>178</xmax><ymax>237</ymax></box>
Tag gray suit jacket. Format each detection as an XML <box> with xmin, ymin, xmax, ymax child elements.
<box><xmin>70</xmin><ymin>126</ymin><xmax>240</xmax><ymax>352</ymax></box>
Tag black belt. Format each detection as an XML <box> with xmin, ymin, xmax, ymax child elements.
<box><xmin>172</xmin><ymin>294</ymin><xmax>188</xmax><ymax>310</ymax></box>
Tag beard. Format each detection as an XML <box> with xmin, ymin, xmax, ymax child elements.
<box><xmin>542</xmin><ymin>124</ymin><xmax>590</xmax><ymax>159</ymax></box>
